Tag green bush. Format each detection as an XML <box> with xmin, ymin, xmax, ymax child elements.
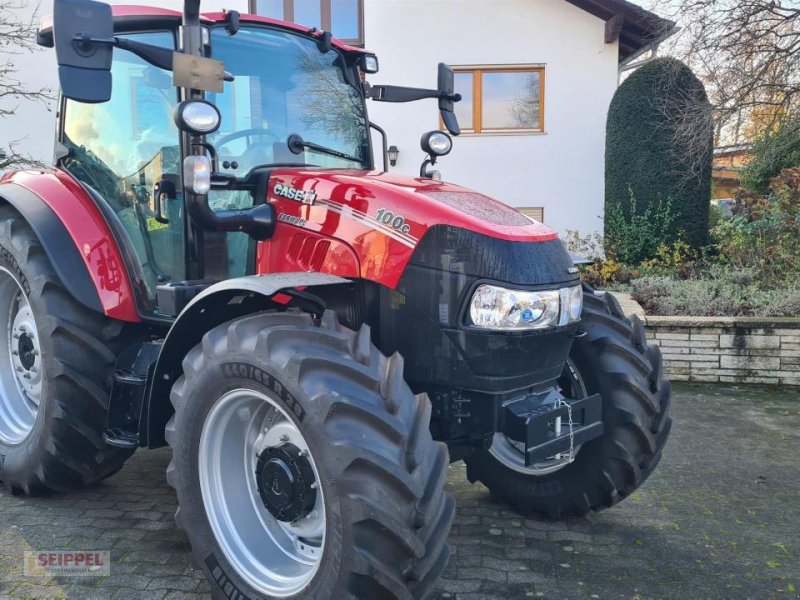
<box><xmin>712</xmin><ymin>168</ymin><xmax>800</xmax><ymax>283</ymax></box>
<box><xmin>631</xmin><ymin>267</ymin><xmax>800</xmax><ymax>317</ymax></box>
<box><xmin>604</xmin><ymin>190</ymin><xmax>679</xmax><ymax>265</ymax></box>
<box><xmin>605</xmin><ymin>57</ymin><xmax>713</xmax><ymax>255</ymax></box>
<box><xmin>741</xmin><ymin>116</ymin><xmax>800</xmax><ymax>193</ymax></box>
<box><xmin>629</xmin><ymin>167</ymin><xmax>800</xmax><ymax>317</ymax></box>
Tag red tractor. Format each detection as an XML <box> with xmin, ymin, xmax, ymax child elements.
<box><xmin>0</xmin><ymin>1</ymin><xmax>671</xmax><ymax>597</ymax></box>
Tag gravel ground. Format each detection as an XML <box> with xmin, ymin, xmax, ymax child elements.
<box><xmin>0</xmin><ymin>383</ymin><xmax>798</xmax><ymax>600</ymax></box>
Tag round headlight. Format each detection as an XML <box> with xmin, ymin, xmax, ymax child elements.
<box><xmin>174</xmin><ymin>100</ymin><xmax>221</xmax><ymax>135</ymax></box>
<box><xmin>421</xmin><ymin>131</ymin><xmax>453</xmax><ymax>157</ymax></box>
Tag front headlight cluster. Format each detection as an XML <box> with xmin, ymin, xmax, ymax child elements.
<box><xmin>468</xmin><ymin>284</ymin><xmax>583</xmax><ymax>331</ymax></box>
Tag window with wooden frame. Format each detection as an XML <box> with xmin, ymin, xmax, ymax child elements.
<box><xmin>450</xmin><ymin>65</ymin><xmax>545</xmax><ymax>134</ymax></box>
<box><xmin>518</xmin><ymin>207</ymin><xmax>545</xmax><ymax>223</ymax></box>
<box><xmin>250</xmin><ymin>0</ymin><xmax>364</xmax><ymax>46</ymax></box>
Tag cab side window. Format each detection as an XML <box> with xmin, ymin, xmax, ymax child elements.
<box><xmin>61</xmin><ymin>31</ymin><xmax>182</xmax><ymax>310</ymax></box>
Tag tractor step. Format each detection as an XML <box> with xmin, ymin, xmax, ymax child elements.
<box><xmin>502</xmin><ymin>390</ymin><xmax>604</xmax><ymax>467</ymax></box>
<box><xmin>104</xmin><ymin>341</ymin><xmax>163</xmax><ymax>450</ymax></box>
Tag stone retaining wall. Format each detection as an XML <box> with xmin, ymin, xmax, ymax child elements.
<box><xmin>643</xmin><ymin>316</ymin><xmax>800</xmax><ymax>385</ymax></box>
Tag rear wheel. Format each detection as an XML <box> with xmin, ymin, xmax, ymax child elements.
<box><xmin>0</xmin><ymin>205</ymin><xmax>133</xmax><ymax>495</ymax></box>
<box><xmin>166</xmin><ymin>310</ymin><xmax>454</xmax><ymax>599</ymax></box>
<box><xmin>465</xmin><ymin>287</ymin><xmax>672</xmax><ymax>519</ymax></box>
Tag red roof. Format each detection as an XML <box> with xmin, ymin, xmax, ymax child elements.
<box><xmin>39</xmin><ymin>5</ymin><xmax>368</xmax><ymax>54</ymax></box>
<box><xmin>114</xmin><ymin>5</ymin><xmax>367</xmax><ymax>53</ymax></box>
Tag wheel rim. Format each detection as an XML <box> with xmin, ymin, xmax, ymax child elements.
<box><xmin>198</xmin><ymin>388</ymin><xmax>325</xmax><ymax>597</ymax></box>
<box><xmin>490</xmin><ymin>359</ymin><xmax>588</xmax><ymax>476</ymax></box>
<box><xmin>0</xmin><ymin>268</ymin><xmax>42</xmax><ymax>445</ymax></box>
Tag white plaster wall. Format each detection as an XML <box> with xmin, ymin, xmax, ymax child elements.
<box><xmin>365</xmin><ymin>0</ymin><xmax>619</xmax><ymax>235</ymax></box>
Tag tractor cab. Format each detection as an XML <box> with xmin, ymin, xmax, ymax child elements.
<box><xmin>39</xmin><ymin>1</ymin><xmax>460</xmax><ymax>318</ymax></box>
<box><xmin>55</xmin><ymin>17</ymin><xmax>371</xmax><ymax>310</ymax></box>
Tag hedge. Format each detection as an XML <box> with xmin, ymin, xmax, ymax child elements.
<box><xmin>605</xmin><ymin>57</ymin><xmax>713</xmax><ymax>259</ymax></box>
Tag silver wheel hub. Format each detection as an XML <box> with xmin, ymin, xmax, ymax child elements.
<box><xmin>0</xmin><ymin>268</ymin><xmax>41</xmax><ymax>445</ymax></box>
<box><xmin>199</xmin><ymin>388</ymin><xmax>324</xmax><ymax>597</ymax></box>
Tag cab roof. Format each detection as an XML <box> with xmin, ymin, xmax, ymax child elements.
<box><xmin>37</xmin><ymin>4</ymin><xmax>368</xmax><ymax>54</ymax></box>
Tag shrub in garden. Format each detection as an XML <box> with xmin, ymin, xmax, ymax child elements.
<box><xmin>712</xmin><ymin>167</ymin><xmax>800</xmax><ymax>282</ymax></box>
<box><xmin>562</xmin><ymin>229</ymin><xmax>605</xmax><ymax>261</ymax></box>
<box><xmin>741</xmin><ymin>116</ymin><xmax>800</xmax><ymax>193</ymax></box>
<box><xmin>604</xmin><ymin>192</ymin><xmax>679</xmax><ymax>265</ymax></box>
<box><xmin>631</xmin><ymin>267</ymin><xmax>800</xmax><ymax>317</ymax></box>
<box><xmin>605</xmin><ymin>57</ymin><xmax>713</xmax><ymax>259</ymax></box>
<box><xmin>562</xmin><ymin>229</ymin><xmax>641</xmax><ymax>288</ymax></box>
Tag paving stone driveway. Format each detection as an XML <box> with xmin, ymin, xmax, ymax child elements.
<box><xmin>0</xmin><ymin>383</ymin><xmax>798</xmax><ymax>600</ymax></box>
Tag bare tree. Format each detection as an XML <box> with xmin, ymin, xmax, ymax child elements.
<box><xmin>649</xmin><ymin>58</ymin><xmax>715</xmax><ymax>181</ymax></box>
<box><xmin>644</xmin><ymin>0</ymin><xmax>800</xmax><ymax>146</ymax></box>
<box><xmin>0</xmin><ymin>0</ymin><xmax>53</xmax><ymax>170</ymax></box>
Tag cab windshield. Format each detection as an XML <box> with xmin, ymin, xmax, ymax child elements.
<box><xmin>208</xmin><ymin>26</ymin><xmax>371</xmax><ymax>175</ymax></box>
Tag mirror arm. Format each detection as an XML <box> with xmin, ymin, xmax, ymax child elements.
<box><xmin>114</xmin><ymin>38</ymin><xmax>174</xmax><ymax>71</ymax></box>
<box><xmin>369</xmin><ymin>122</ymin><xmax>389</xmax><ymax>171</ymax></box>
<box><xmin>366</xmin><ymin>83</ymin><xmax>460</xmax><ymax>104</ymax></box>
<box><xmin>186</xmin><ymin>194</ymin><xmax>276</xmax><ymax>241</ymax></box>
<box><xmin>70</xmin><ymin>35</ymin><xmax>175</xmax><ymax>71</ymax></box>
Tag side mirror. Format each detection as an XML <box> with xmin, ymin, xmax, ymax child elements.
<box><xmin>438</xmin><ymin>63</ymin><xmax>461</xmax><ymax>136</ymax></box>
<box><xmin>53</xmin><ymin>0</ymin><xmax>114</xmax><ymax>103</ymax></box>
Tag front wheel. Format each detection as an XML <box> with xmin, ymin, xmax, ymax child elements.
<box><xmin>465</xmin><ymin>287</ymin><xmax>672</xmax><ymax>519</ymax></box>
<box><xmin>165</xmin><ymin>310</ymin><xmax>454</xmax><ymax>599</ymax></box>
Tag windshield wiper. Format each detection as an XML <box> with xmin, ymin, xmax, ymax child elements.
<box><xmin>287</xmin><ymin>134</ymin><xmax>362</xmax><ymax>165</ymax></box>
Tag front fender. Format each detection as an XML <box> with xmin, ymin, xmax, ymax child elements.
<box><xmin>143</xmin><ymin>272</ymin><xmax>352</xmax><ymax>447</ymax></box>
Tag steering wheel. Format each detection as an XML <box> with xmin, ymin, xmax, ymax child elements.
<box><xmin>214</xmin><ymin>128</ymin><xmax>281</xmax><ymax>151</ymax></box>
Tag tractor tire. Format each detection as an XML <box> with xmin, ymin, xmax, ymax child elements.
<box><xmin>465</xmin><ymin>286</ymin><xmax>671</xmax><ymax>519</ymax></box>
<box><xmin>0</xmin><ymin>205</ymin><xmax>133</xmax><ymax>495</ymax></box>
<box><xmin>165</xmin><ymin>310</ymin><xmax>454</xmax><ymax>599</ymax></box>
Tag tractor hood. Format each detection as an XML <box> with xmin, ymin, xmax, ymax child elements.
<box><xmin>262</xmin><ymin>168</ymin><xmax>568</xmax><ymax>289</ymax></box>
<box><xmin>267</xmin><ymin>168</ymin><xmax>557</xmax><ymax>244</ymax></box>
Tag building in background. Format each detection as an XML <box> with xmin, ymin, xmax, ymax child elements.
<box><xmin>4</xmin><ymin>0</ymin><xmax>670</xmax><ymax>235</ymax></box>
<box><xmin>712</xmin><ymin>145</ymin><xmax>753</xmax><ymax>201</ymax></box>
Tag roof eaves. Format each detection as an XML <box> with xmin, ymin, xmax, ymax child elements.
<box><xmin>565</xmin><ymin>0</ymin><xmax>676</xmax><ymax>63</ymax></box>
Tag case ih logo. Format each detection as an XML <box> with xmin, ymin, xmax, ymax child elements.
<box><xmin>273</xmin><ymin>183</ymin><xmax>317</xmax><ymax>206</ymax></box>
<box><xmin>24</xmin><ymin>551</ymin><xmax>110</xmax><ymax>577</ymax></box>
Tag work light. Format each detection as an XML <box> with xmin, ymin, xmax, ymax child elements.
<box><xmin>174</xmin><ymin>100</ymin><xmax>221</xmax><ymax>135</ymax></box>
<box><xmin>421</xmin><ymin>131</ymin><xmax>453</xmax><ymax>157</ymax></box>
<box><xmin>362</xmin><ymin>54</ymin><xmax>379</xmax><ymax>74</ymax></box>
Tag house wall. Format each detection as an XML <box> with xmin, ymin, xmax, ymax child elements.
<box><xmin>4</xmin><ymin>0</ymin><xmax>619</xmax><ymax>236</ymax></box>
<box><xmin>365</xmin><ymin>0</ymin><xmax>619</xmax><ymax>235</ymax></box>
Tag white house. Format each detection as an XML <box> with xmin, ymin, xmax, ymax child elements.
<box><xmin>3</xmin><ymin>0</ymin><xmax>671</xmax><ymax>235</ymax></box>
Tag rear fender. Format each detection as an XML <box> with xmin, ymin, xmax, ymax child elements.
<box><xmin>0</xmin><ymin>171</ymin><xmax>140</xmax><ymax>322</ymax></box>
<box><xmin>0</xmin><ymin>181</ymin><xmax>104</xmax><ymax>314</ymax></box>
<box><xmin>143</xmin><ymin>272</ymin><xmax>354</xmax><ymax>447</ymax></box>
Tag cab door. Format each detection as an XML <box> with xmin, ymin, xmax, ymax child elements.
<box><xmin>60</xmin><ymin>30</ymin><xmax>184</xmax><ymax>316</ymax></box>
